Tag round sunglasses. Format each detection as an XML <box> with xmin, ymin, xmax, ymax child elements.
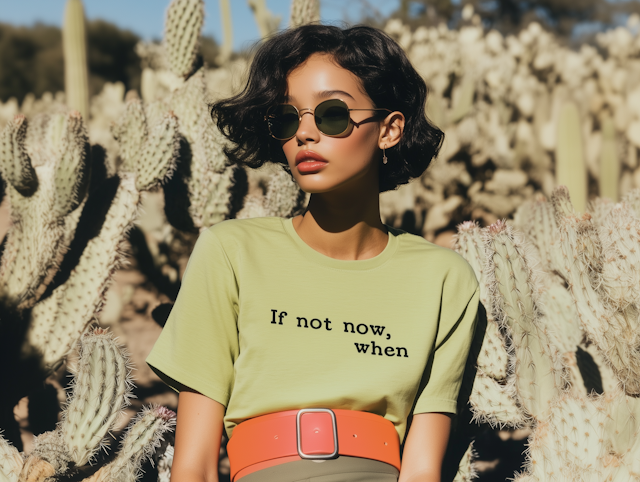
<box><xmin>265</xmin><ymin>99</ymin><xmax>392</xmax><ymax>140</ymax></box>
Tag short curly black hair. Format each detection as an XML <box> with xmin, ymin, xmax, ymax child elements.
<box><xmin>210</xmin><ymin>24</ymin><xmax>444</xmax><ymax>192</ymax></box>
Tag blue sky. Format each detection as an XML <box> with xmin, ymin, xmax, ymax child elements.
<box><xmin>0</xmin><ymin>1</ymin><xmax>400</xmax><ymax>51</ymax></box>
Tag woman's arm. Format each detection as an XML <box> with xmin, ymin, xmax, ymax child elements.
<box><xmin>398</xmin><ymin>412</ymin><xmax>452</xmax><ymax>482</ymax></box>
<box><xmin>171</xmin><ymin>389</ymin><xmax>226</xmax><ymax>482</ymax></box>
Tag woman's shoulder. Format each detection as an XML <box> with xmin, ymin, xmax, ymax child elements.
<box><xmin>392</xmin><ymin>228</ymin><xmax>478</xmax><ymax>285</ymax></box>
<box><xmin>204</xmin><ymin>217</ymin><xmax>286</xmax><ymax>238</ymax></box>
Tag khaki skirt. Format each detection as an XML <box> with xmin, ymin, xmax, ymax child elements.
<box><xmin>238</xmin><ymin>456</ymin><xmax>399</xmax><ymax>482</ymax></box>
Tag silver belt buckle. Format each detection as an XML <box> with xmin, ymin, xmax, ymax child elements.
<box><xmin>296</xmin><ymin>408</ymin><xmax>339</xmax><ymax>459</ymax></box>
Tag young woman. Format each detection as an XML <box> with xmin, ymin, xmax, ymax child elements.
<box><xmin>147</xmin><ymin>24</ymin><xmax>479</xmax><ymax>482</ymax></box>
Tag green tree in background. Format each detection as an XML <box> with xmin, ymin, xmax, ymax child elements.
<box><xmin>0</xmin><ymin>20</ymin><xmax>142</xmax><ymax>103</ymax></box>
<box><xmin>392</xmin><ymin>0</ymin><xmax>640</xmax><ymax>37</ymax></box>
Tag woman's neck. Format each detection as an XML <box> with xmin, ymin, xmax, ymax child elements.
<box><xmin>292</xmin><ymin>187</ymin><xmax>388</xmax><ymax>261</ymax></box>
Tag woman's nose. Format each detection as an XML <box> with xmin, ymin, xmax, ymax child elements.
<box><xmin>296</xmin><ymin>110</ymin><xmax>320</xmax><ymax>143</ymax></box>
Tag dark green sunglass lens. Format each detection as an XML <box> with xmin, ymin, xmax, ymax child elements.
<box><xmin>315</xmin><ymin>100</ymin><xmax>350</xmax><ymax>135</ymax></box>
<box><xmin>268</xmin><ymin>105</ymin><xmax>299</xmax><ymax>139</ymax></box>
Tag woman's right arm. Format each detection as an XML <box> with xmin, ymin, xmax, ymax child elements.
<box><xmin>171</xmin><ymin>389</ymin><xmax>226</xmax><ymax>482</ymax></box>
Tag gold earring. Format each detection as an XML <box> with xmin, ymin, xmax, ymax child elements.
<box><xmin>382</xmin><ymin>145</ymin><xmax>388</xmax><ymax>164</ymax></box>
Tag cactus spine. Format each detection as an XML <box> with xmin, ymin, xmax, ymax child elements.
<box><xmin>600</xmin><ymin>114</ymin><xmax>620</xmax><ymax>201</ymax></box>
<box><xmin>555</xmin><ymin>102</ymin><xmax>588</xmax><ymax>212</ymax></box>
<box><xmin>63</xmin><ymin>0</ymin><xmax>90</xmax><ymax>120</ymax></box>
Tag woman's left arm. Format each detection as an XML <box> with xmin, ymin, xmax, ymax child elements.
<box><xmin>398</xmin><ymin>412</ymin><xmax>452</xmax><ymax>482</ymax></box>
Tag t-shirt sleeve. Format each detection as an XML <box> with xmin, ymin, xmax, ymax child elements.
<box><xmin>146</xmin><ymin>227</ymin><xmax>239</xmax><ymax>407</ymax></box>
<box><xmin>413</xmin><ymin>259</ymin><xmax>479</xmax><ymax>415</ymax></box>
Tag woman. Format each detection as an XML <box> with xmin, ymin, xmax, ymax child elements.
<box><xmin>147</xmin><ymin>24</ymin><xmax>479</xmax><ymax>482</ymax></box>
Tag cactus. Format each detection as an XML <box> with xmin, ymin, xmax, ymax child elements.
<box><xmin>0</xmin><ymin>434</ymin><xmax>22</xmax><ymax>482</ymax></box>
<box><xmin>237</xmin><ymin>167</ymin><xmax>305</xmax><ymax>219</ymax></box>
<box><xmin>553</xmin><ymin>187</ymin><xmax>640</xmax><ymax>395</ymax></box>
<box><xmin>27</xmin><ymin>111</ymin><xmax>179</xmax><ymax>367</ymax></box>
<box><xmin>290</xmin><ymin>0</ymin><xmax>320</xmax><ymax>28</ymax></box>
<box><xmin>0</xmin><ymin>329</ymin><xmax>175</xmax><ymax>482</ymax></box>
<box><xmin>555</xmin><ymin>102</ymin><xmax>588</xmax><ymax>213</ymax></box>
<box><xmin>450</xmin><ymin>75</ymin><xmax>475</xmax><ymax>124</ymax></box>
<box><xmin>248</xmin><ymin>0</ymin><xmax>281</xmax><ymax>39</ymax></box>
<box><xmin>164</xmin><ymin>0</ymin><xmax>204</xmax><ymax>79</ymax></box>
<box><xmin>0</xmin><ymin>112</ymin><xmax>90</xmax><ymax>310</ymax></box>
<box><xmin>600</xmin><ymin>115</ymin><xmax>620</xmax><ymax>201</ymax></box>
<box><xmin>63</xmin><ymin>0</ymin><xmax>90</xmax><ymax>119</ymax></box>
<box><xmin>84</xmin><ymin>406</ymin><xmax>176</xmax><ymax>482</ymax></box>
<box><xmin>217</xmin><ymin>0</ymin><xmax>233</xmax><ymax>65</ymax></box>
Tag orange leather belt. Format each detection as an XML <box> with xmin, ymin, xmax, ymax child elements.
<box><xmin>227</xmin><ymin>409</ymin><xmax>401</xmax><ymax>481</ymax></box>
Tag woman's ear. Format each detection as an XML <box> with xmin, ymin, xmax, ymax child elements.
<box><xmin>378</xmin><ymin>111</ymin><xmax>405</xmax><ymax>150</ymax></box>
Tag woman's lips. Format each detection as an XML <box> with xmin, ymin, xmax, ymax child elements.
<box><xmin>295</xmin><ymin>150</ymin><xmax>327</xmax><ymax>173</ymax></box>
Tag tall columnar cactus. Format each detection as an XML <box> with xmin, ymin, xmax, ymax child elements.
<box><xmin>555</xmin><ymin>102</ymin><xmax>588</xmax><ymax>213</ymax></box>
<box><xmin>600</xmin><ymin>115</ymin><xmax>620</xmax><ymax>201</ymax></box>
<box><xmin>164</xmin><ymin>0</ymin><xmax>204</xmax><ymax>79</ymax></box>
<box><xmin>0</xmin><ymin>328</ymin><xmax>176</xmax><ymax>482</ymax></box>
<box><xmin>63</xmin><ymin>0</ymin><xmax>90</xmax><ymax>120</ymax></box>
<box><xmin>0</xmin><ymin>112</ymin><xmax>90</xmax><ymax>310</ymax></box>
<box><xmin>217</xmin><ymin>0</ymin><xmax>233</xmax><ymax>65</ymax></box>
<box><xmin>290</xmin><ymin>0</ymin><xmax>320</xmax><ymax>27</ymax></box>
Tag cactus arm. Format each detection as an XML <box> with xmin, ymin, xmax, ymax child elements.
<box><xmin>63</xmin><ymin>0</ymin><xmax>90</xmax><ymax>120</ymax></box>
<box><xmin>469</xmin><ymin>370</ymin><xmax>527</xmax><ymax>429</ymax></box>
<box><xmin>450</xmin><ymin>75</ymin><xmax>475</xmax><ymax>123</ymax></box>
<box><xmin>454</xmin><ymin>222</ymin><xmax>509</xmax><ymax>381</ymax></box>
<box><xmin>27</xmin><ymin>175</ymin><xmax>139</xmax><ymax>367</ymax></box>
<box><xmin>452</xmin><ymin>442</ymin><xmax>477</xmax><ymax>482</ymax></box>
<box><xmin>290</xmin><ymin>0</ymin><xmax>320</xmax><ymax>28</ymax></box>
<box><xmin>553</xmin><ymin>187</ymin><xmax>640</xmax><ymax>395</ymax></box>
<box><xmin>61</xmin><ymin>329</ymin><xmax>132</xmax><ymax>467</ymax></box>
<box><xmin>217</xmin><ymin>0</ymin><xmax>233</xmax><ymax>65</ymax></box>
<box><xmin>0</xmin><ymin>434</ymin><xmax>22</xmax><ymax>482</ymax></box>
<box><xmin>111</xmin><ymin>99</ymin><xmax>148</xmax><ymax>173</ymax></box>
<box><xmin>135</xmin><ymin>113</ymin><xmax>180</xmax><ymax>191</ymax></box>
<box><xmin>264</xmin><ymin>168</ymin><xmax>305</xmax><ymax>218</ymax></box>
<box><xmin>81</xmin><ymin>406</ymin><xmax>176</xmax><ymax>482</ymax></box>
<box><xmin>599</xmin><ymin>115</ymin><xmax>619</xmax><ymax>201</ymax></box>
<box><xmin>164</xmin><ymin>0</ymin><xmax>204</xmax><ymax>79</ymax></box>
<box><xmin>202</xmin><ymin>166</ymin><xmax>241</xmax><ymax>227</ymax></box>
<box><xmin>53</xmin><ymin>111</ymin><xmax>90</xmax><ymax>217</ymax></box>
<box><xmin>0</xmin><ymin>115</ymin><xmax>37</xmax><ymax>196</ymax></box>
<box><xmin>0</xmin><ymin>113</ymin><xmax>89</xmax><ymax>309</ymax></box>
<box><xmin>555</xmin><ymin>102</ymin><xmax>587</xmax><ymax>213</ymax></box>
<box><xmin>484</xmin><ymin>221</ymin><xmax>563</xmax><ymax>419</ymax></box>
<box><xmin>248</xmin><ymin>0</ymin><xmax>281</xmax><ymax>39</ymax></box>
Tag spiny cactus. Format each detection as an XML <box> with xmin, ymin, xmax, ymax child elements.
<box><xmin>63</xmin><ymin>0</ymin><xmax>90</xmax><ymax>119</ymax></box>
<box><xmin>0</xmin><ymin>112</ymin><xmax>89</xmax><ymax>310</ymax></box>
<box><xmin>0</xmin><ymin>328</ymin><xmax>175</xmax><ymax>482</ymax></box>
<box><xmin>217</xmin><ymin>0</ymin><xmax>233</xmax><ymax>65</ymax></box>
<box><xmin>164</xmin><ymin>0</ymin><xmax>204</xmax><ymax>79</ymax></box>
<box><xmin>27</xmin><ymin>111</ymin><xmax>179</xmax><ymax>367</ymax></box>
<box><xmin>237</xmin><ymin>167</ymin><xmax>305</xmax><ymax>219</ymax></box>
<box><xmin>553</xmin><ymin>187</ymin><xmax>640</xmax><ymax>395</ymax></box>
<box><xmin>0</xmin><ymin>435</ymin><xmax>22</xmax><ymax>482</ymax></box>
<box><xmin>290</xmin><ymin>0</ymin><xmax>320</xmax><ymax>28</ymax></box>
<box><xmin>84</xmin><ymin>406</ymin><xmax>176</xmax><ymax>482</ymax></box>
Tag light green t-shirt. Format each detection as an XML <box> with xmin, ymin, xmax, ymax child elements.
<box><xmin>146</xmin><ymin>217</ymin><xmax>479</xmax><ymax>442</ymax></box>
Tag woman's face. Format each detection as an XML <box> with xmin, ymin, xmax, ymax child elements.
<box><xmin>280</xmin><ymin>53</ymin><xmax>385</xmax><ymax>194</ymax></box>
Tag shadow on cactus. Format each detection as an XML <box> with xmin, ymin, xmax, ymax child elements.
<box><xmin>0</xmin><ymin>328</ymin><xmax>176</xmax><ymax>482</ymax></box>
